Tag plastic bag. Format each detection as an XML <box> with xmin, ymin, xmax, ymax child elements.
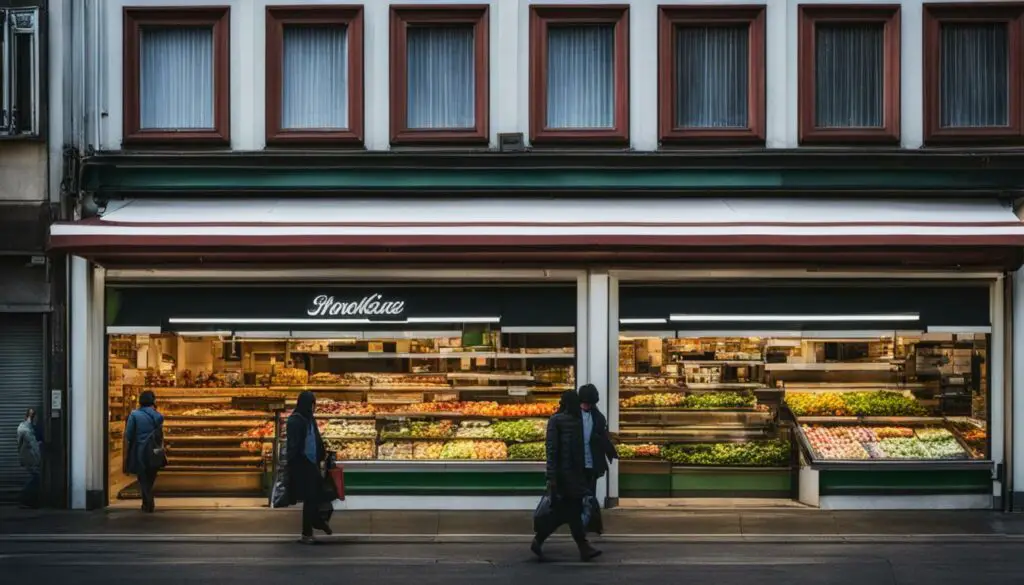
<box><xmin>533</xmin><ymin>492</ymin><xmax>556</xmax><ymax>534</ymax></box>
<box><xmin>582</xmin><ymin>494</ymin><xmax>603</xmax><ymax>535</ymax></box>
<box><xmin>270</xmin><ymin>443</ymin><xmax>290</xmax><ymax>508</ymax></box>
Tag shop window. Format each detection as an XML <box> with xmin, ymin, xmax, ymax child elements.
<box><xmin>1</xmin><ymin>7</ymin><xmax>41</xmax><ymax>137</ymax></box>
<box><xmin>797</xmin><ymin>5</ymin><xmax>901</xmax><ymax>144</ymax></box>
<box><xmin>923</xmin><ymin>3</ymin><xmax>1024</xmax><ymax>144</ymax></box>
<box><xmin>529</xmin><ymin>5</ymin><xmax>629</xmax><ymax>145</ymax></box>
<box><xmin>122</xmin><ymin>7</ymin><xmax>230</xmax><ymax>145</ymax></box>
<box><xmin>658</xmin><ymin>6</ymin><xmax>765</xmax><ymax>145</ymax></box>
<box><xmin>389</xmin><ymin>6</ymin><xmax>489</xmax><ymax>145</ymax></box>
<box><xmin>265</xmin><ymin>6</ymin><xmax>364</xmax><ymax>146</ymax></box>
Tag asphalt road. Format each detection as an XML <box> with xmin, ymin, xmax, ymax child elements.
<box><xmin>2</xmin><ymin>541</ymin><xmax>1022</xmax><ymax>585</ymax></box>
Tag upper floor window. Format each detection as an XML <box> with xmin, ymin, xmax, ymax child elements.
<box><xmin>266</xmin><ymin>6</ymin><xmax>364</xmax><ymax>146</ymax></box>
<box><xmin>123</xmin><ymin>7</ymin><xmax>230</xmax><ymax>145</ymax></box>
<box><xmin>924</xmin><ymin>3</ymin><xmax>1024</xmax><ymax>144</ymax></box>
<box><xmin>658</xmin><ymin>6</ymin><xmax>765</xmax><ymax>145</ymax></box>
<box><xmin>798</xmin><ymin>5</ymin><xmax>901</xmax><ymax>144</ymax></box>
<box><xmin>390</xmin><ymin>6</ymin><xmax>489</xmax><ymax>145</ymax></box>
<box><xmin>530</xmin><ymin>5</ymin><xmax>629</xmax><ymax>145</ymax></box>
<box><xmin>1</xmin><ymin>7</ymin><xmax>41</xmax><ymax>137</ymax></box>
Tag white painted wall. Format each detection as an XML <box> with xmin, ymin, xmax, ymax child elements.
<box><xmin>83</xmin><ymin>0</ymin><xmax>1024</xmax><ymax>152</ymax></box>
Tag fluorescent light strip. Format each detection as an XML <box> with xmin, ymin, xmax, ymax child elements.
<box><xmin>926</xmin><ymin>326</ymin><xmax>992</xmax><ymax>334</ymax></box>
<box><xmin>170</xmin><ymin>317</ymin><xmax>373</xmax><ymax>325</ymax></box>
<box><xmin>106</xmin><ymin>326</ymin><xmax>162</xmax><ymax>335</ymax></box>
<box><xmin>233</xmin><ymin>331</ymin><xmax>291</xmax><ymax>338</ymax></box>
<box><xmin>799</xmin><ymin>330</ymin><xmax>902</xmax><ymax>340</ymax></box>
<box><xmin>406</xmin><ymin>317</ymin><xmax>501</xmax><ymax>324</ymax></box>
<box><xmin>174</xmin><ymin>330</ymin><xmax>232</xmax><ymax>337</ymax></box>
<box><xmin>288</xmin><ymin>331</ymin><xmax>364</xmax><ymax>339</ymax></box>
<box><xmin>670</xmin><ymin>314</ymin><xmax>920</xmax><ymax>323</ymax></box>
<box><xmin>619</xmin><ymin>318</ymin><xmax>668</xmax><ymax>324</ymax></box>
<box><xmin>363</xmin><ymin>330</ymin><xmax>461</xmax><ymax>340</ymax></box>
<box><xmin>674</xmin><ymin>330</ymin><xmax>801</xmax><ymax>338</ymax></box>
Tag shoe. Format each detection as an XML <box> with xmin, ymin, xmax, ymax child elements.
<box><xmin>577</xmin><ymin>542</ymin><xmax>602</xmax><ymax>562</ymax></box>
<box><xmin>298</xmin><ymin>535</ymin><xmax>317</xmax><ymax>545</ymax></box>
<box><xmin>530</xmin><ymin>538</ymin><xmax>545</xmax><ymax>561</ymax></box>
<box><xmin>319</xmin><ymin>523</ymin><xmax>333</xmax><ymax>536</ymax></box>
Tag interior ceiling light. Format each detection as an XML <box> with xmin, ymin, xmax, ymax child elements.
<box><xmin>618</xmin><ymin>318</ymin><xmax>668</xmax><ymax>324</ymax></box>
<box><xmin>669</xmin><ymin>314</ymin><xmax>920</xmax><ymax>323</ymax></box>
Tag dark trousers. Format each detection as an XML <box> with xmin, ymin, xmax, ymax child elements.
<box><xmin>296</xmin><ymin>460</ymin><xmax>325</xmax><ymax>537</ymax></box>
<box><xmin>585</xmin><ymin>468</ymin><xmax>598</xmax><ymax>497</ymax></box>
<box><xmin>19</xmin><ymin>469</ymin><xmax>40</xmax><ymax>507</ymax></box>
<box><xmin>138</xmin><ymin>469</ymin><xmax>158</xmax><ymax>512</ymax></box>
<box><xmin>535</xmin><ymin>491</ymin><xmax>587</xmax><ymax>545</ymax></box>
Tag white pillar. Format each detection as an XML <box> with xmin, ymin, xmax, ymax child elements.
<box><xmin>1013</xmin><ymin>268</ymin><xmax>1024</xmax><ymax>510</ymax></box>
<box><xmin>991</xmin><ymin>277</ymin><xmax>1005</xmax><ymax>508</ymax></box>
<box><xmin>583</xmin><ymin>272</ymin><xmax>612</xmax><ymax>505</ymax></box>
<box><xmin>69</xmin><ymin>257</ymin><xmax>105</xmax><ymax>509</ymax></box>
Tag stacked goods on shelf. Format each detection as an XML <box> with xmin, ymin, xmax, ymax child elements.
<box><xmin>619</xmin><ymin>375</ymin><xmax>679</xmax><ymax>389</ymax></box>
<box><xmin>491</xmin><ymin>419</ymin><xmax>546</xmax><ymax>442</ymax></box>
<box><xmin>786</xmin><ymin>391</ymin><xmax>927</xmax><ymax>417</ymax></box>
<box><xmin>508</xmin><ymin>442</ymin><xmax>545</xmax><ymax>460</ymax></box>
<box><xmin>455</xmin><ymin>421</ymin><xmax>495</xmax><ymax>438</ymax></box>
<box><xmin>321</xmin><ymin>419</ymin><xmax>377</xmax><ymax>438</ymax></box>
<box><xmin>801</xmin><ymin>424</ymin><xmax>970</xmax><ymax>460</ymax></box>
<box><xmin>950</xmin><ymin>422</ymin><xmax>987</xmax><ymax>458</ymax></box>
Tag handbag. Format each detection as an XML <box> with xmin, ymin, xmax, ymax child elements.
<box><xmin>140</xmin><ymin>410</ymin><xmax>168</xmax><ymax>470</ymax></box>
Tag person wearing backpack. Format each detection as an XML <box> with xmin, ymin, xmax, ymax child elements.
<box><xmin>124</xmin><ymin>390</ymin><xmax>166</xmax><ymax>513</ymax></box>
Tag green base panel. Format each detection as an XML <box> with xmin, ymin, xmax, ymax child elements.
<box><xmin>345</xmin><ymin>471</ymin><xmax>546</xmax><ymax>495</ymax></box>
<box><xmin>622</xmin><ymin>469</ymin><xmax>792</xmax><ymax>498</ymax></box>
<box><xmin>820</xmin><ymin>469</ymin><xmax>992</xmax><ymax>496</ymax></box>
<box><xmin>620</xmin><ymin>473</ymin><xmax>672</xmax><ymax>494</ymax></box>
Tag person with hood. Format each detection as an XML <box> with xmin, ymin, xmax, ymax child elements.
<box><xmin>578</xmin><ymin>384</ymin><xmax>619</xmax><ymax>498</ymax></box>
<box><xmin>124</xmin><ymin>391</ymin><xmax>164</xmax><ymax>513</ymax></box>
<box><xmin>286</xmin><ymin>391</ymin><xmax>332</xmax><ymax>544</ymax></box>
<box><xmin>531</xmin><ymin>390</ymin><xmax>601</xmax><ymax>562</ymax></box>
<box><xmin>17</xmin><ymin>408</ymin><xmax>42</xmax><ymax>508</ymax></box>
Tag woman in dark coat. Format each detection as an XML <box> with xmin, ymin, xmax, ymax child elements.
<box><xmin>286</xmin><ymin>391</ymin><xmax>331</xmax><ymax>543</ymax></box>
<box><xmin>578</xmin><ymin>383</ymin><xmax>619</xmax><ymax>496</ymax></box>
<box><xmin>531</xmin><ymin>390</ymin><xmax>601</xmax><ymax>561</ymax></box>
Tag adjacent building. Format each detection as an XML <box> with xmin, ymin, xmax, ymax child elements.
<box><xmin>47</xmin><ymin>0</ymin><xmax>1024</xmax><ymax>511</ymax></box>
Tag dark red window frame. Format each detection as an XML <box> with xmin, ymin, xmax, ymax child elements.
<box><xmin>265</xmin><ymin>6</ymin><xmax>364</xmax><ymax>146</ymax></box>
<box><xmin>122</xmin><ymin>7</ymin><xmax>231</xmax><ymax>146</ymax></box>
<box><xmin>797</xmin><ymin>4</ymin><xmax>901</xmax><ymax>145</ymax></box>
<box><xmin>529</xmin><ymin>5</ymin><xmax>630</xmax><ymax>146</ymax></box>
<box><xmin>658</xmin><ymin>5</ymin><xmax>766</xmax><ymax>145</ymax></box>
<box><xmin>389</xmin><ymin>5</ymin><xmax>490</xmax><ymax>146</ymax></box>
<box><xmin>923</xmin><ymin>3</ymin><xmax>1024</xmax><ymax>145</ymax></box>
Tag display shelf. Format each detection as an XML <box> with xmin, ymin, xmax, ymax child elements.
<box><xmin>766</xmin><ymin>362</ymin><xmax>901</xmax><ymax>372</ymax></box>
<box><xmin>327</xmin><ymin>351</ymin><xmax>573</xmax><ymax>360</ymax></box>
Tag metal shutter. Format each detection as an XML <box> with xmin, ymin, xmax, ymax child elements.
<box><xmin>0</xmin><ymin>313</ymin><xmax>44</xmax><ymax>502</ymax></box>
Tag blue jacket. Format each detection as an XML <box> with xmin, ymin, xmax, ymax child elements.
<box><xmin>124</xmin><ymin>406</ymin><xmax>164</xmax><ymax>475</ymax></box>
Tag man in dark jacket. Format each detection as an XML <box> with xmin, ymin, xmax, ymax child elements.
<box><xmin>578</xmin><ymin>383</ymin><xmax>619</xmax><ymax>497</ymax></box>
<box><xmin>286</xmin><ymin>391</ymin><xmax>332</xmax><ymax>544</ymax></box>
<box><xmin>532</xmin><ymin>390</ymin><xmax>601</xmax><ymax>562</ymax></box>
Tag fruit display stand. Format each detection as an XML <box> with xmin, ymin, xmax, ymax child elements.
<box><xmin>788</xmin><ymin>392</ymin><xmax>993</xmax><ymax>509</ymax></box>
<box><xmin>617</xmin><ymin>382</ymin><xmax>793</xmax><ymax>498</ymax></box>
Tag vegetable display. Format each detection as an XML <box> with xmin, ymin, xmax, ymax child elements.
<box><xmin>802</xmin><ymin>425</ymin><xmax>969</xmax><ymax>460</ymax></box>
<box><xmin>786</xmin><ymin>391</ymin><xmax>927</xmax><ymax>417</ymax></box>
<box><xmin>508</xmin><ymin>442</ymin><xmax>546</xmax><ymax>460</ymax></box>
<box><xmin>620</xmin><ymin>392</ymin><xmax>755</xmax><ymax>410</ymax></box>
<box><xmin>618</xmin><ymin>443</ymin><xmax>661</xmax><ymax>459</ymax></box>
<box><xmin>660</xmin><ymin>440</ymin><xmax>789</xmax><ymax>467</ymax></box>
<box><xmin>491</xmin><ymin>419</ymin><xmax>546</xmax><ymax>442</ymax></box>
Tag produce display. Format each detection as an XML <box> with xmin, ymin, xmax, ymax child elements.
<box><xmin>618</xmin><ymin>443</ymin><xmax>661</xmax><ymax>459</ymax></box>
<box><xmin>491</xmin><ymin>419</ymin><xmax>546</xmax><ymax>442</ymax></box>
<box><xmin>801</xmin><ymin>424</ymin><xmax>970</xmax><ymax>460</ymax></box>
<box><xmin>327</xmin><ymin>439</ymin><xmax>375</xmax><ymax>460</ymax></box>
<box><xmin>660</xmin><ymin>440</ymin><xmax>789</xmax><ymax>467</ymax></box>
<box><xmin>951</xmin><ymin>422</ymin><xmax>987</xmax><ymax>458</ymax></box>
<box><xmin>620</xmin><ymin>392</ymin><xmax>756</xmax><ymax>410</ymax></box>
<box><xmin>321</xmin><ymin>419</ymin><xmax>377</xmax><ymax>438</ymax></box>
<box><xmin>786</xmin><ymin>391</ymin><xmax>927</xmax><ymax>417</ymax></box>
<box><xmin>455</xmin><ymin>421</ymin><xmax>495</xmax><ymax>439</ymax></box>
<box><xmin>508</xmin><ymin>442</ymin><xmax>546</xmax><ymax>460</ymax></box>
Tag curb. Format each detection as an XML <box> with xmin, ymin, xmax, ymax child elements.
<box><xmin>3</xmin><ymin>533</ymin><xmax>1023</xmax><ymax>544</ymax></box>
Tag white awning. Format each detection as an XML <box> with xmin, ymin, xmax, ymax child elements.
<box><xmin>50</xmin><ymin>197</ymin><xmax>1024</xmax><ymax>250</ymax></box>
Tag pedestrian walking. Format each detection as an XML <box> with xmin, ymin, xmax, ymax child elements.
<box><xmin>578</xmin><ymin>384</ymin><xmax>619</xmax><ymax>500</ymax></box>
<box><xmin>16</xmin><ymin>408</ymin><xmax>42</xmax><ymax>508</ymax></box>
<box><xmin>531</xmin><ymin>390</ymin><xmax>602</xmax><ymax>562</ymax></box>
<box><xmin>124</xmin><ymin>390</ymin><xmax>165</xmax><ymax>513</ymax></box>
<box><xmin>286</xmin><ymin>390</ymin><xmax>333</xmax><ymax>544</ymax></box>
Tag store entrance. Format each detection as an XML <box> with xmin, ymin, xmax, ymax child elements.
<box><xmin>616</xmin><ymin>282</ymin><xmax>993</xmax><ymax>509</ymax></box>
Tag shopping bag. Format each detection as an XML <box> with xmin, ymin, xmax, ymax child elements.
<box><xmin>328</xmin><ymin>466</ymin><xmax>345</xmax><ymax>501</ymax></box>
<box><xmin>532</xmin><ymin>492</ymin><xmax>558</xmax><ymax>534</ymax></box>
<box><xmin>271</xmin><ymin>443</ymin><xmax>290</xmax><ymax>508</ymax></box>
<box><xmin>582</xmin><ymin>494</ymin><xmax>603</xmax><ymax>535</ymax></box>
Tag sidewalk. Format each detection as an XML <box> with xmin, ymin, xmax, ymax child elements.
<box><xmin>3</xmin><ymin>506</ymin><xmax>1024</xmax><ymax>543</ymax></box>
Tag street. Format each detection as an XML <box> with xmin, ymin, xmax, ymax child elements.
<box><xmin>2</xmin><ymin>540</ymin><xmax>1022</xmax><ymax>585</ymax></box>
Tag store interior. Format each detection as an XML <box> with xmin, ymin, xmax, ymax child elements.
<box><xmin>616</xmin><ymin>330</ymin><xmax>990</xmax><ymax>500</ymax></box>
<box><xmin>106</xmin><ymin>326</ymin><xmax>574</xmax><ymax>503</ymax></box>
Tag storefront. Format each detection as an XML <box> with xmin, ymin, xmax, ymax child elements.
<box><xmin>102</xmin><ymin>279</ymin><xmax>580</xmax><ymax>509</ymax></box>
<box><xmin>612</xmin><ymin>277</ymin><xmax>1001</xmax><ymax>510</ymax></box>
<box><xmin>50</xmin><ymin>196</ymin><xmax>1024</xmax><ymax>510</ymax></box>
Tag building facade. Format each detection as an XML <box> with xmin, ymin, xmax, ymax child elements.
<box><xmin>50</xmin><ymin>0</ymin><xmax>1024</xmax><ymax>511</ymax></box>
